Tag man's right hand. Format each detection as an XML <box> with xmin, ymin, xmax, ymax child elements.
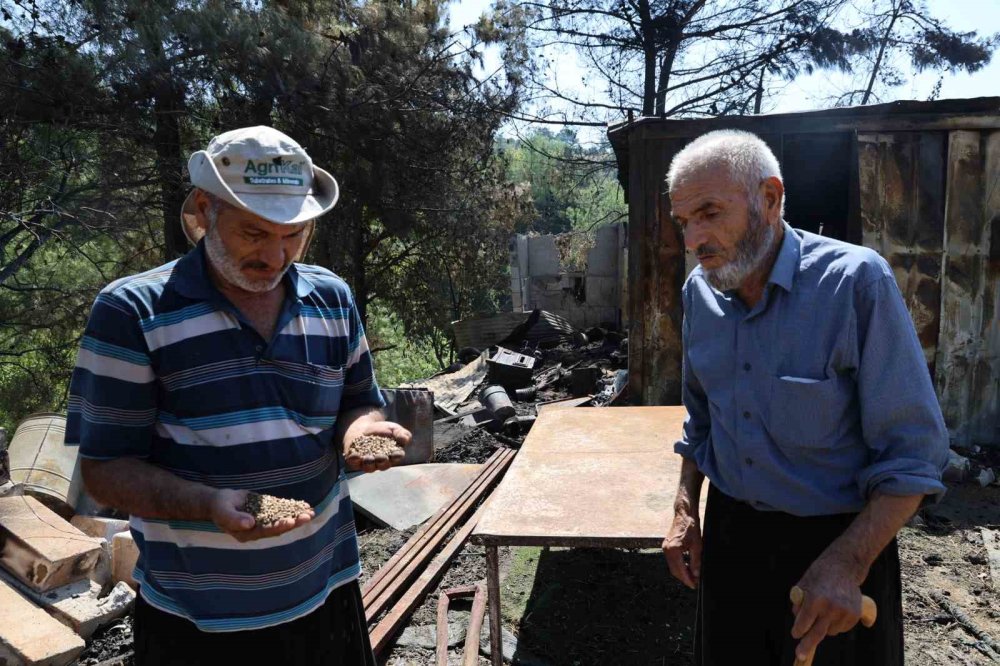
<box><xmin>663</xmin><ymin>508</ymin><xmax>703</xmax><ymax>589</ymax></box>
<box><xmin>208</xmin><ymin>489</ymin><xmax>314</xmax><ymax>543</ymax></box>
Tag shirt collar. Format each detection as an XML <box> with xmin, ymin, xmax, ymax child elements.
<box><xmin>767</xmin><ymin>221</ymin><xmax>801</xmax><ymax>293</ymax></box>
<box><xmin>171</xmin><ymin>241</ymin><xmax>315</xmax><ymax>302</ymax></box>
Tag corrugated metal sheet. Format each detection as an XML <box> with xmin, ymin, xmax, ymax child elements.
<box><xmin>858</xmin><ymin>132</ymin><xmax>945</xmax><ymax>373</ymax></box>
<box><xmin>451</xmin><ymin>312</ymin><xmax>531</xmax><ymax>351</ymax></box>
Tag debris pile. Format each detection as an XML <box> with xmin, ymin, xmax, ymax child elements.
<box><xmin>419</xmin><ymin>309</ymin><xmax>628</xmax><ymax>447</ymax></box>
<box><xmin>0</xmin><ymin>427</ymin><xmax>137</xmax><ymax>665</ymax></box>
<box><xmin>944</xmin><ymin>445</ymin><xmax>1000</xmax><ymax>488</ymax></box>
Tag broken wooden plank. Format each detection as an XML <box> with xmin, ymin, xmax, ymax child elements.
<box><xmin>69</xmin><ymin>516</ymin><xmax>129</xmax><ymax>542</ymax></box>
<box><xmin>369</xmin><ymin>500</ymin><xmax>491</xmax><ymax>655</ymax></box>
<box><xmin>0</xmin><ymin>571</ymin><xmax>134</xmax><ymax>639</ymax></box>
<box><xmin>0</xmin><ymin>496</ymin><xmax>102</xmax><ymax>592</ymax></box>
<box><xmin>0</xmin><ymin>577</ymin><xmax>85</xmax><ymax>665</ymax></box>
<box><xmin>982</xmin><ymin>528</ymin><xmax>1000</xmax><ymax>592</ymax></box>
<box><xmin>363</xmin><ymin>448</ymin><xmax>515</xmax><ymax>622</ymax></box>
<box><xmin>111</xmin><ymin>531</ymin><xmax>138</xmax><ymax>589</ymax></box>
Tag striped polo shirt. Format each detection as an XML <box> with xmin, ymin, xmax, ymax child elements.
<box><xmin>65</xmin><ymin>241</ymin><xmax>384</xmax><ymax>631</ymax></box>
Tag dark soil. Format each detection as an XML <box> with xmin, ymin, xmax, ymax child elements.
<box><xmin>434</xmin><ymin>428</ymin><xmax>506</xmax><ymax>464</ymax></box>
<box><xmin>379</xmin><ymin>482</ymin><xmax>1000</xmax><ymax>666</ymax></box>
<box><xmin>900</xmin><ymin>483</ymin><xmax>1000</xmax><ymax>665</ymax></box>
<box><xmin>359</xmin><ymin>524</ymin><xmax>412</xmax><ymax>588</ymax></box>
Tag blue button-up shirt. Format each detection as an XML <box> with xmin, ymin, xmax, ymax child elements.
<box><xmin>675</xmin><ymin>223</ymin><xmax>949</xmax><ymax>516</ymax></box>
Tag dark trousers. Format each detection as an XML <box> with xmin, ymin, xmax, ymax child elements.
<box><xmin>133</xmin><ymin>581</ymin><xmax>377</xmax><ymax>666</ymax></box>
<box><xmin>695</xmin><ymin>486</ymin><xmax>903</xmax><ymax>666</ymax></box>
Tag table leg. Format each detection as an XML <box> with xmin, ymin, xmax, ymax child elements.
<box><xmin>486</xmin><ymin>545</ymin><xmax>503</xmax><ymax>666</ymax></box>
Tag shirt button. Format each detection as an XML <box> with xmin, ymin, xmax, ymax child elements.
<box><xmin>743</xmin><ymin>411</ymin><xmax>751</xmax><ymax>420</ymax></box>
<box><xmin>255</xmin><ymin>345</ymin><xmax>263</xmax><ymax>353</ymax></box>
<box><xmin>743</xmin><ymin>362</ymin><xmax>751</xmax><ymax>372</ymax></box>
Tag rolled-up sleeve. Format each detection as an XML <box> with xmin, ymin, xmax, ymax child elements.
<box><xmin>675</xmin><ymin>286</ymin><xmax>710</xmax><ymax>460</ymax></box>
<box><xmin>66</xmin><ymin>292</ymin><xmax>158</xmax><ymax>460</ymax></box>
<box><xmin>854</xmin><ymin>274</ymin><xmax>949</xmax><ymax>501</ymax></box>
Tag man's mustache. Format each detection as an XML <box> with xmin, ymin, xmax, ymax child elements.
<box><xmin>696</xmin><ymin>244</ymin><xmax>723</xmax><ymax>259</ymax></box>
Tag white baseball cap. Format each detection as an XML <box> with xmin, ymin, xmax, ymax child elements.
<box><xmin>180</xmin><ymin>126</ymin><xmax>339</xmax><ymax>244</ymax></box>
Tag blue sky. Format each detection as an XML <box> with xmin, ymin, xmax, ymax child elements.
<box><xmin>446</xmin><ymin>0</ymin><xmax>1000</xmax><ymax>137</ymax></box>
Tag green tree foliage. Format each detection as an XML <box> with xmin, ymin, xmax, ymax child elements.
<box><xmin>501</xmin><ymin>129</ymin><xmax>626</xmax><ymax>233</ymax></box>
<box><xmin>0</xmin><ymin>0</ymin><xmax>532</xmax><ymax>429</ymax></box>
<box><xmin>836</xmin><ymin>0</ymin><xmax>998</xmax><ymax>106</ymax></box>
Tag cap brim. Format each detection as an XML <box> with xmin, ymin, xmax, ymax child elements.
<box><xmin>180</xmin><ymin>155</ymin><xmax>339</xmax><ymax>246</ymax></box>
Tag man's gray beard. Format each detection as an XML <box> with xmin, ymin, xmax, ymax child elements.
<box><xmin>204</xmin><ymin>222</ymin><xmax>285</xmax><ymax>293</ymax></box>
<box><xmin>703</xmin><ymin>209</ymin><xmax>779</xmax><ymax>292</ymax></box>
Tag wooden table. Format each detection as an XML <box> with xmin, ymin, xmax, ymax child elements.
<box><xmin>471</xmin><ymin>406</ymin><xmax>705</xmax><ymax>665</ymax></box>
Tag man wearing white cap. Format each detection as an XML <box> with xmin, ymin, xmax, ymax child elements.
<box><xmin>66</xmin><ymin>127</ymin><xmax>409</xmax><ymax>665</ymax></box>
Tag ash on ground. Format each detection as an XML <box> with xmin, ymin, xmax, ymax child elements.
<box><xmin>76</xmin><ymin>617</ymin><xmax>134</xmax><ymax>665</ymax></box>
<box><xmin>434</xmin><ymin>429</ymin><xmax>506</xmax><ymax>464</ymax></box>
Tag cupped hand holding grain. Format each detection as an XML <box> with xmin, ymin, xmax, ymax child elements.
<box><xmin>209</xmin><ymin>488</ymin><xmax>314</xmax><ymax>542</ymax></box>
<box><xmin>344</xmin><ymin>422</ymin><xmax>410</xmax><ymax>473</ymax></box>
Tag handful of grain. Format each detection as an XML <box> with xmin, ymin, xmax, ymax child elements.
<box><xmin>241</xmin><ymin>492</ymin><xmax>312</xmax><ymax>527</ymax></box>
<box><xmin>347</xmin><ymin>434</ymin><xmax>403</xmax><ymax>459</ymax></box>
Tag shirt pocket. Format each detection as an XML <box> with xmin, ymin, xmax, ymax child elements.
<box><xmin>767</xmin><ymin>375</ymin><xmax>853</xmax><ymax>449</ymax></box>
<box><xmin>270</xmin><ymin>359</ymin><xmax>345</xmax><ymax>423</ymax></box>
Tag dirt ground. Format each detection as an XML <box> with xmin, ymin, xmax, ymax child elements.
<box><xmin>373</xmin><ymin>480</ymin><xmax>1000</xmax><ymax>666</ymax></box>
<box><xmin>74</xmin><ymin>429</ymin><xmax>1000</xmax><ymax>665</ymax></box>
<box><xmin>900</xmin><ymin>482</ymin><xmax>1000</xmax><ymax>665</ymax></box>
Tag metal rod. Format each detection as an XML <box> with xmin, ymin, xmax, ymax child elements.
<box><xmin>485</xmin><ymin>545</ymin><xmax>503</xmax><ymax>666</ymax></box>
<box><xmin>463</xmin><ymin>582</ymin><xmax>488</xmax><ymax>666</ymax></box>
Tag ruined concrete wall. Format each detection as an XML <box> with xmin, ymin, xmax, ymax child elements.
<box><xmin>509</xmin><ymin>224</ymin><xmax>625</xmax><ymax>331</ymax></box>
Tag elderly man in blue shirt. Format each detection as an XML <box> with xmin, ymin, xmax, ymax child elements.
<box><xmin>67</xmin><ymin>127</ymin><xmax>410</xmax><ymax>665</ymax></box>
<box><xmin>661</xmin><ymin>130</ymin><xmax>949</xmax><ymax>666</ymax></box>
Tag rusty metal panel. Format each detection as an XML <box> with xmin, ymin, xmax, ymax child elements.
<box><xmin>984</xmin><ymin>133</ymin><xmax>1000</xmax><ymax>445</ymax></box>
<box><xmin>936</xmin><ymin>130</ymin><xmax>1000</xmax><ymax>446</ymax></box>
<box><xmin>627</xmin><ymin>137</ymin><xmax>687</xmax><ymax>406</ymax></box>
<box><xmin>472</xmin><ymin>406</ymin><xmax>706</xmax><ymax>548</ymax></box>
<box><xmin>857</xmin><ymin>132</ymin><xmax>946</xmax><ymax>374</ymax></box>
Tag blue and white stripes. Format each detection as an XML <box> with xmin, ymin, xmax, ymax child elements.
<box><xmin>65</xmin><ymin>243</ymin><xmax>385</xmax><ymax>632</ymax></box>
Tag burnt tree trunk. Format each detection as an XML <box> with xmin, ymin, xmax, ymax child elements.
<box><xmin>638</xmin><ymin>0</ymin><xmax>656</xmax><ymax>116</ymax></box>
<box><xmin>154</xmin><ymin>75</ymin><xmax>189</xmax><ymax>261</ymax></box>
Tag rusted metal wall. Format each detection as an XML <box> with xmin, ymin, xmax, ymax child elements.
<box><xmin>858</xmin><ymin>132</ymin><xmax>946</xmax><ymax>374</ymax></box>
<box><xmin>860</xmin><ymin>129</ymin><xmax>1000</xmax><ymax>446</ymax></box>
<box><xmin>858</xmin><ymin>130</ymin><xmax>1000</xmax><ymax>446</ymax></box>
<box><xmin>615</xmin><ymin>102</ymin><xmax>1000</xmax><ymax>443</ymax></box>
<box><xmin>627</xmin><ymin>137</ymin><xmax>686</xmax><ymax>406</ymax></box>
<box><xmin>935</xmin><ymin>131</ymin><xmax>1000</xmax><ymax>446</ymax></box>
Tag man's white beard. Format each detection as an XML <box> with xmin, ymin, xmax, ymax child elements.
<box><xmin>703</xmin><ymin>209</ymin><xmax>780</xmax><ymax>292</ymax></box>
<box><xmin>204</xmin><ymin>222</ymin><xmax>286</xmax><ymax>293</ymax></box>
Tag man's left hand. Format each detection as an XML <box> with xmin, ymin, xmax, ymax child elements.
<box><xmin>790</xmin><ymin>553</ymin><xmax>864</xmax><ymax>662</ymax></box>
<box><xmin>344</xmin><ymin>421</ymin><xmax>412</xmax><ymax>473</ymax></box>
